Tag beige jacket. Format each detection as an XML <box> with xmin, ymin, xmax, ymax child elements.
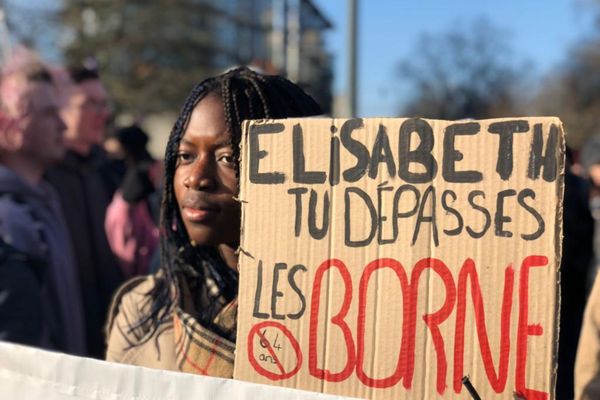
<box><xmin>105</xmin><ymin>276</ymin><xmax>179</xmax><ymax>370</ymax></box>
<box><xmin>575</xmin><ymin>273</ymin><xmax>600</xmax><ymax>399</ymax></box>
<box><xmin>105</xmin><ymin>275</ymin><xmax>236</xmax><ymax>377</ymax></box>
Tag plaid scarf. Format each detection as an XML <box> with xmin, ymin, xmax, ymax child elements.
<box><xmin>172</xmin><ymin>263</ymin><xmax>238</xmax><ymax>377</ymax></box>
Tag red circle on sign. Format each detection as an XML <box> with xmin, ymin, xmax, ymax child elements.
<box><xmin>247</xmin><ymin>321</ymin><xmax>302</xmax><ymax>381</ymax></box>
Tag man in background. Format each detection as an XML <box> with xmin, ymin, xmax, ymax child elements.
<box><xmin>0</xmin><ymin>53</ymin><xmax>86</xmax><ymax>355</ymax></box>
<box><xmin>46</xmin><ymin>65</ymin><xmax>123</xmax><ymax>359</ymax></box>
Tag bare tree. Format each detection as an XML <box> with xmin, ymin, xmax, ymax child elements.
<box><xmin>59</xmin><ymin>0</ymin><xmax>225</xmax><ymax>116</ymax></box>
<box><xmin>397</xmin><ymin>18</ymin><xmax>529</xmax><ymax>120</ymax></box>
<box><xmin>531</xmin><ymin>39</ymin><xmax>600</xmax><ymax>149</ymax></box>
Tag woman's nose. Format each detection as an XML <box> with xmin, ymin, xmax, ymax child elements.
<box><xmin>183</xmin><ymin>156</ymin><xmax>217</xmax><ymax>190</ymax></box>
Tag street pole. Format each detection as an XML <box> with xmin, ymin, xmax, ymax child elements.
<box><xmin>271</xmin><ymin>0</ymin><xmax>287</xmax><ymax>73</ymax></box>
<box><xmin>286</xmin><ymin>0</ymin><xmax>301</xmax><ymax>82</ymax></box>
<box><xmin>347</xmin><ymin>0</ymin><xmax>358</xmax><ymax>117</ymax></box>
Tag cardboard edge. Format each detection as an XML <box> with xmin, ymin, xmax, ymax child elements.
<box><xmin>233</xmin><ymin>119</ymin><xmax>252</xmax><ymax>379</ymax></box>
<box><xmin>234</xmin><ymin>118</ymin><xmax>286</xmax><ymax>380</ymax></box>
<box><xmin>550</xmin><ymin>119</ymin><xmax>567</xmax><ymax>400</ymax></box>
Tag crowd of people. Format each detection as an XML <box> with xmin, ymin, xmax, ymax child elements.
<box><xmin>0</xmin><ymin>51</ymin><xmax>163</xmax><ymax>359</ymax></box>
<box><xmin>2</xmin><ymin>48</ymin><xmax>600</xmax><ymax>399</ymax></box>
<box><xmin>0</xmin><ymin>50</ymin><xmax>322</xmax><ymax>374</ymax></box>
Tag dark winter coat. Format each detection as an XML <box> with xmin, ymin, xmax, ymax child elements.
<box><xmin>0</xmin><ymin>165</ymin><xmax>86</xmax><ymax>354</ymax></box>
<box><xmin>45</xmin><ymin>147</ymin><xmax>124</xmax><ymax>358</ymax></box>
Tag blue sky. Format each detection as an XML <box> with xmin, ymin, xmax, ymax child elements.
<box><xmin>315</xmin><ymin>0</ymin><xmax>597</xmax><ymax>116</ymax></box>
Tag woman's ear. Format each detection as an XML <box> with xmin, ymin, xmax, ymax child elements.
<box><xmin>0</xmin><ymin>112</ymin><xmax>24</xmax><ymax>151</ymax></box>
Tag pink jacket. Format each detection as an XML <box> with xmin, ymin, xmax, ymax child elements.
<box><xmin>105</xmin><ymin>191</ymin><xmax>159</xmax><ymax>278</ymax></box>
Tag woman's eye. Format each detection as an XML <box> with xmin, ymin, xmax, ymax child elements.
<box><xmin>176</xmin><ymin>152</ymin><xmax>194</xmax><ymax>164</ymax></box>
<box><xmin>218</xmin><ymin>154</ymin><xmax>235</xmax><ymax>166</ymax></box>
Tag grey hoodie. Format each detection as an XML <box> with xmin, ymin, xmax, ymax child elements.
<box><xmin>0</xmin><ymin>165</ymin><xmax>86</xmax><ymax>355</ymax></box>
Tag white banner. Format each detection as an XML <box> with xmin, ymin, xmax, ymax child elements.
<box><xmin>0</xmin><ymin>341</ymin><xmax>359</xmax><ymax>400</ymax></box>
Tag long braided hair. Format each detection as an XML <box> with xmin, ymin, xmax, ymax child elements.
<box><xmin>134</xmin><ymin>67</ymin><xmax>323</xmax><ymax>343</ymax></box>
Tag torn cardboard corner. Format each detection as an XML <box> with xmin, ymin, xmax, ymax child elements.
<box><xmin>233</xmin><ymin>117</ymin><xmax>564</xmax><ymax>400</ymax></box>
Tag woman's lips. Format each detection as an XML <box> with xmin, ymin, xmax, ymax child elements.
<box><xmin>182</xmin><ymin>207</ymin><xmax>219</xmax><ymax>222</ymax></box>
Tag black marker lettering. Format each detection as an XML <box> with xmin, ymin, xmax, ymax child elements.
<box><xmin>369</xmin><ymin>124</ymin><xmax>396</xmax><ymax>179</ymax></box>
<box><xmin>518</xmin><ymin>189</ymin><xmax>545</xmax><ymax>240</ymax></box>
<box><xmin>466</xmin><ymin>190</ymin><xmax>491</xmax><ymax>239</ymax></box>
<box><xmin>293</xmin><ymin>124</ymin><xmax>326</xmax><ymax>184</ymax></box>
<box><xmin>441</xmin><ymin>190</ymin><xmax>463</xmax><ymax>236</ymax></box>
<box><xmin>443</xmin><ymin>122</ymin><xmax>483</xmax><ymax>183</ymax></box>
<box><xmin>488</xmin><ymin>120</ymin><xmax>529</xmax><ymax>180</ymax></box>
<box><xmin>412</xmin><ymin>185</ymin><xmax>439</xmax><ymax>246</ymax></box>
<box><xmin>377</xmin><ymin>183</ymin><xmax>394</xmax><ymax>245</ymax></box>
<box><xmin>249</xmin><ymin>123</ymin><xmax>285</xmax><ymax>184</ymax></box>
<box><xmin>392</xmin><ymin>185</ymin><xmax>420</xmax><ymax>242</ymax></box>
<box><xmin>345</xmin><ymin>187</ymin><xmax>377</xmax><ymax>247</ymax></box>
<box><xmin>495</xmin><ymin>189</ymin><xmax>517</xmax><ymax>238</ymax></box>
<box><xmin>341</xmin><ymin>118</ymin><xmax>368</xmax><ymax>182</ymax></box>
<box><xmin>398</xmin><ymin>118</ymin><xmax>438</xmax><ymax>183</ymax></box>
<box><xmin>271</xmin><ymin>263</ymin><xmax>287</xmax><ymax>320</ymax></box>
<box><xmin>287</xmin><ymin>264</ymin><xmax>307</xmax><ymax>319</ymax></box>
<box><xmin>330</xmin><ymin>136</ymin><xmax>341</xmax><ymax>186</ymax></box>
<box><xmin>253</xmin><ymin>261</ymin><xmax>269</xmax><ymax>319</ymax></box>
<box><xmin>308</xmin><ymin>190</ymin><xmax>330</xmax><ymax>240</ymax></box>
<box><xmin>287</xmin><ymin>187</ymin><xmax>308</xmax><ymax>237</ymax></box>
<box><xmin>528</xmin><ymin>123</ymin><xmax>559</xmax><ymax>182</ymax></box>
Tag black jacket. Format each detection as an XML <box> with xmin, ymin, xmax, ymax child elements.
<box><xmin>45</xmin><ymin>147</ymin><xmax>124</xmax><ymax>358</ymax></box>
<box><xmin>0</xmin><ymin>165</ymin><xmax>86</xmax><ymax>354</ymax></box>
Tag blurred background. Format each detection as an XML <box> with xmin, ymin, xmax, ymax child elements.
<box><xmin>3</xmin><ymin>0</ymin><xmax>599</xmax><ymax>156</ymax></box>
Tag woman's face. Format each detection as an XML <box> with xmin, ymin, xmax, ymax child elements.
<box><xmin>173</xmin><ymin>93</ymin><xmax>241</xmax><ymax>247</ymax></box>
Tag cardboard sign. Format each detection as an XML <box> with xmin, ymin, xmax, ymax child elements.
<box><xmin>0</xmin><ymin>341</ymin><xmax>358</xmax><ymax>400</ymax></box>
<box><xmin>233</xmin><ymin>117</ymin><xmax>564</xmax><ymax>400</ymax></box>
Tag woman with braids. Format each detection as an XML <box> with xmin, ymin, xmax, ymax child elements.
<box><xmin>105</xmin><ymin>67</ymin><xmax>322</xmax><ymax>376</ymax></box>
